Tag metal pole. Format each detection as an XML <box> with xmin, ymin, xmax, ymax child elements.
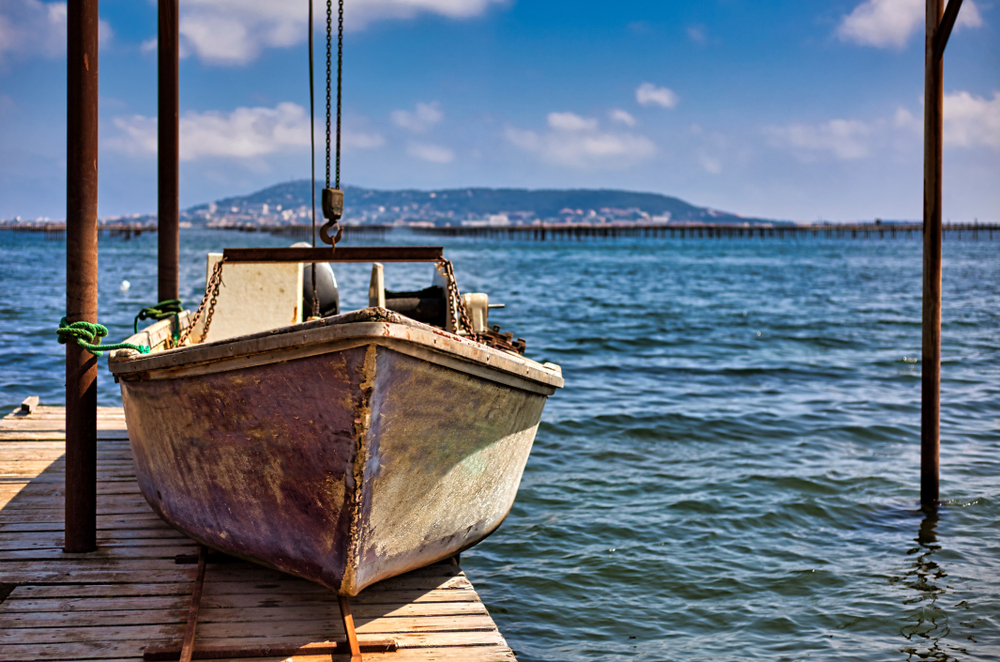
<box><xmin>921</xmin><ymin>0</ymin><xmax>945</xmax><ymax>510</ymax></box>
<box><xmin>158</xmin><ymin>0</ymin><xmax>180</xmax><ymax>302</ymax></box>
<box><xmin>65</xmin><ymin>0</ymin><xmax>100</xmax><ymax>553</ymax></box>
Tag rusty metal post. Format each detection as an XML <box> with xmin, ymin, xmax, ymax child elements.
<box><xmin>158</xmin><ymin>0</ymin><xmax>180</xmax><ymax>302</ymax></box>
<box><xmin>921</xmin><ymin>0</ymin><xmax>946</xmax><ymax>510</ymax></box>
<box><xmin>65</xmin><ymin>0</ymin><xmax>100</xmax><ymax>553</ymax></box>
<box><xmin>338</xmin><ymin>596</ymin><xmax>363</xmax><ymax>662</ymax></box>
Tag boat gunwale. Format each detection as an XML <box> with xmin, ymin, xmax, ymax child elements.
<box><xmin>109</xmin><ymin>307</ymin><xmax>564</xmax><ymax>392</ymax></box>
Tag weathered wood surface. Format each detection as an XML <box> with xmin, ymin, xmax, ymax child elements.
<box><xmin>0</xmin><ymin>405</ymin><xmax>128</xmax><ymax>442</ymax></box>
<box><xmin>18</xmin><ymin>397</ymin><xmax>39</xmax><ymax>415</ymax></box>
<box><xmin>0</xmin><ymin>404</ymin><xmax>518</xmax><ymax>662</ymax></box>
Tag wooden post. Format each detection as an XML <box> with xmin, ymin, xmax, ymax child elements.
<box><xmin>921</xmin><ymin>0</ymin><xmax>954</xmax><ymax>510</ymax></box>
<box><xmin>65</xmin><ymin>0</ymin><xmax>100</xmax><ymax>553</ymax></box>
<box><xmin>158</xmin><ymin>0</ymin><xmax>180</xmax><ymax>302</ymax></box>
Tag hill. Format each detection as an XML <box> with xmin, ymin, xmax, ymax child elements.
<box><xmin>186</xmin><ymin>180</ymin><xmax>786</xmax><ymax>226</ymax></box>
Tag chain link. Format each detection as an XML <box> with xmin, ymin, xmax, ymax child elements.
<box><xmin>202</xmin><ymin>264</ymin><xmax>224</xmax><ymax>343</ymax></box>
<box><xmin>335</xmin><ymin>0</ymin><xmax>343</xmax><ymax>189</ymax></box>
<box><xmin>176</xmin><ymin>258</ymin><xmax>226</xmax><ymax>348</ymax></box>
<box><xmin>435</xmin><ymin>258</ymin><xmax>477</xmax><ymax>341</ymax></box>
<box><xmin>325</xmin><ymin>0</ymin><xmax>332</xmax><ymax>188</ymax></box>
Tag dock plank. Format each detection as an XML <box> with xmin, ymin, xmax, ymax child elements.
<box><xmin>0</xmin><ymin>404</ymin><xmax>518</xmax><ymax>661</ymax></box>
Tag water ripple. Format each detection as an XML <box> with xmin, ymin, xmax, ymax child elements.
<box><xmin>3</xmin><ymin>231</ymin><xmax>998</xmax><ymax>661</ymax></box>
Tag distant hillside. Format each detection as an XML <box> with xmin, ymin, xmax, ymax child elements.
<box><xmin>186</xmin><ymin>180</ymin><xmax>786</xmax><ymax>226</ymax></box>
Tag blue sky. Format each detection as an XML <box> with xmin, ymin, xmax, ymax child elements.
<box><xmin>1</xmin><ymin>0</ymin><xmax>997</xmax><ymax>221</ymax></box>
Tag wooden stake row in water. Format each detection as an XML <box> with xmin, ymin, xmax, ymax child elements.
<box><xmin>414</xmin><ymin>222</ymin><xmax>998</xmax><ymax>241</ymax></box>
<box><xmin>0</xmin><ymin>224</ymin><xmax>153</xmax><ymax>239</ymax></box>
<box><xmin>5</xmin><ymin>221</ymin><xmax>994</xmax><ymax>243</ymax></box>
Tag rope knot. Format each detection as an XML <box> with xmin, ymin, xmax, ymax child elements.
<box><xmin>57</xmin><ymin>317</ymin><xmax>150</xmax><ymax>357</ymax></box>
<box><xmin>134</xmin><ymin>299</ymin><xmax>183</xmax><ymax>334</ymax></box>
<box><xmin>58</xmin><ymin>318</ymin><xmax>109</xmax><ymax>353</ymax></box>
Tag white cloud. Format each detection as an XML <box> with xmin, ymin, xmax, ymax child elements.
<box><xmin>407</xmin><ymin>141</ymin><xmax>454</xmax><ymax>163</ymax></box>
<box><xmin>506</xmin><ymin>112</ymin><xmax>656</xmax><ymax>169</ymax></box>
<box><xmin>687</xmin><ymin>25</ymin><xmax>706</xmax><ymax>44</ymax></box>
<box><xmin>894</xmin><ymin>106</ymin><xmax>921</xmax><ymax>132</ymax></box>
<box><xmin>100</xmin><ymin>12</ymin><xmax>113</xmax><ymax>46</ymax></box>
<box><xmin>348</xmin><ymin>0</ymin><xmax>506</xmax><ymax>27</ymax></box>
<box><xmin>179</xmin><ymin>103</ymin><xmax>312</xmax><ymax>159</ymax></box>
<box><xmin>547</xmin><ymin>111</ymin><xmax>597</xmax><ymax>131</ymax></box>
<box><xmin>391</xmin><ymin>102</ymin><xmax>443</xmax><ymax>133</ymax></box>
<box><xmin>173</xmin><ymin>0</ymin><xmax>505</xmax><ymax>65</ymax></box>
<box><xmin>109</xmin><ymin>102</ymin><xmax>383</xmax><ymax>161</ymax></box>
<box><xmin>837</xmin><ymin>0</ymin><xmax>982</xmax><ymax>49</ymax></box>
<box><xmin>767</xmin><ymin>119</ymin><xmax>872</xmax><ymax>160</ymax></box>
<box><xmin>699</xmin><ymin>154</ymin><xmax>722</xmax><ymax>174</ymax></box>
<box><xmin>178</xmin><ymin>2</ymin><xmax>299</xmax><ymax>66</ymax></box>
<box><xmin>0</xmin><ymin>1</ymin><xmax>66</xmax><ymax>61</ymax></box>
<box><xmin>0</xmin><ymin>0</ymin><xmax>112</xmax><ymax>63</ymax></box>
<box><xmin>344</xmin><ymin>130</ymin><xmax>386</xmax><ymax>150</ymax></box>
<box><xmin>895</xmin><ymin>92</ymin><xmax>1000</xmax><ymax>150</ymax></box>
<box><xmin>690</xmin><ymin>124</ymin><xmax>728</xmax><ymax>174</ymax></box>
<box><xmin>108</xmin><ymin>114</ymin><xmax>159</xmax><ymax>157</ymax></box>
<box><xmin>636</xmin><ymin>83</ymin><xmax>679</xmax><ymax>109</ymax></box>
<box><xmin>942</xmin><ymin>91</ymin><xmax>1000</xmax><ymax>149</ymax></box>
<box><xmin>609</xmin><ymin>109</ymin><xmax>636</xmax><ymax>127</ymax></box>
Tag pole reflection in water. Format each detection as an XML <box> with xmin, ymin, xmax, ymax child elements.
<box><xmin>892</xmin><ymin>510</ymin><xmax>963</xmax><ymax>662</ymax></box>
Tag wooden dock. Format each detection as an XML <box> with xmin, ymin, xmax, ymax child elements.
<box><xmin>0</xmin><ymin>402</ymin><xmax>517</xmax><ymax>662</ymax></box>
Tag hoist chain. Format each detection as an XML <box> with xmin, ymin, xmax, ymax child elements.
<box><xmin>319</xmin><ymin>0</ymin><xmax>344</xmax><ymax>248</ymax></box>
<box><xmin>325</xmin><ymin>0</ymin><xmax>332</xmax><ymax>189</ymax></box>
<box><xmin>335</xmin><ymin>0</ymin><xmax>343</xmax><ymax>190</ymax></box>
<box><xmin>434</xmin><ymin>259</ymin><xmax>527</xmax><ymax>353</ymax></box>
<box><xmin>176</xmin><ymin>258</ymin><xmax>226</xmax><ymax>348</ymax></box>
<box><xmin>435</xmin><ymin>259</ymin><xmax>478</xmax><ymax>341</ymax></box>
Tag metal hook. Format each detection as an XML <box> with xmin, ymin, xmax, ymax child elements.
<box><xmin>320</xmin><ymin>188</ymin><xmax>344</xmax><ymax>246</ymax></box>
<box><xmin>319</xmin><ymin>221</ymin><xmax>343</xmax><ymax>246</ymax></box>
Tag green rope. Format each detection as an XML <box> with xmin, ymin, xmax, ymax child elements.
<box><xmin>134</xmin><ymin>299</ymin><xmax>183</xmax><ymax>337</ymax></box>
<box><xmin>58</xmin><ymin>318</ymin><xmax>150</xmax><ymax>357</ymax></box>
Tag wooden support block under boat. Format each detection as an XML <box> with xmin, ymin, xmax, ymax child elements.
<box><xmin>108</xmin><ymin>308</ymin><xmax>562</xmax><ymax>596</ymax></box>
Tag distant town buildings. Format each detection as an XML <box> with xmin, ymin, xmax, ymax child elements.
<box><xmin>183</xmin><ymin>200</ymin><xmax>679</xmax><ymax>229</ymax></box>
<box><xmin>2</xmin><ymin>183</ymin><xmax>812</xmax><ymax>229</ymax></box>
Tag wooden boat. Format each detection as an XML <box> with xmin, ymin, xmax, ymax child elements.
<box><xmin>108</xmin><ymin>248</ymin><xmax>563</xmax><ymax>596</ymax></box>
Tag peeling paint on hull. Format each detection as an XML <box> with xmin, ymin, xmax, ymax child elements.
<box><xmin>112</xmin><ymin>310</ymin><xmax>562</xmax><ymax>595</ymax></box>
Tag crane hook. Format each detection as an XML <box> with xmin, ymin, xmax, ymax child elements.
<box><xmin>320</xmin><ymin>188</ymin><xmax>344</xmax><ymax>246</ymax></box>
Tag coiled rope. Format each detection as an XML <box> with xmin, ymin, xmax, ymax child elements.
<box><xmin>57</xmin><ymin>318</ymin><xmax>150</xmax><ymax>356</ymax></box>
<box><xmin>134</xmin><ymin>299</ymin><xmax>183</xmax><ymax>336</ymax></box>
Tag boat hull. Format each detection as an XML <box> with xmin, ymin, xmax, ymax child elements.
<box><xmin>112</xmin><ymin>312</ymin><xmax>561</xmax><ymax>594</ymax></box>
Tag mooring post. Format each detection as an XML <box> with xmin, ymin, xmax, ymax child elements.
<box><xmin>158</xmin><ymin>0</ymin><xmax>180</xmax><ymax>302</ymax></box>
<box><xmin>65</xmin><ymin>0</ymin><xmax>100</xmax><ymax>553</ymax></box>
<box><xmin>921</xmin><ymin>0</ymin><xmax>963</xmax><ymax>510</ymax></box>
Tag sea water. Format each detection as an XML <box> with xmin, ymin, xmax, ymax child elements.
<box><xmin>1</xmin><ymin>228</ymin><xmax>997</xmax><ymax>661</ymax></box>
